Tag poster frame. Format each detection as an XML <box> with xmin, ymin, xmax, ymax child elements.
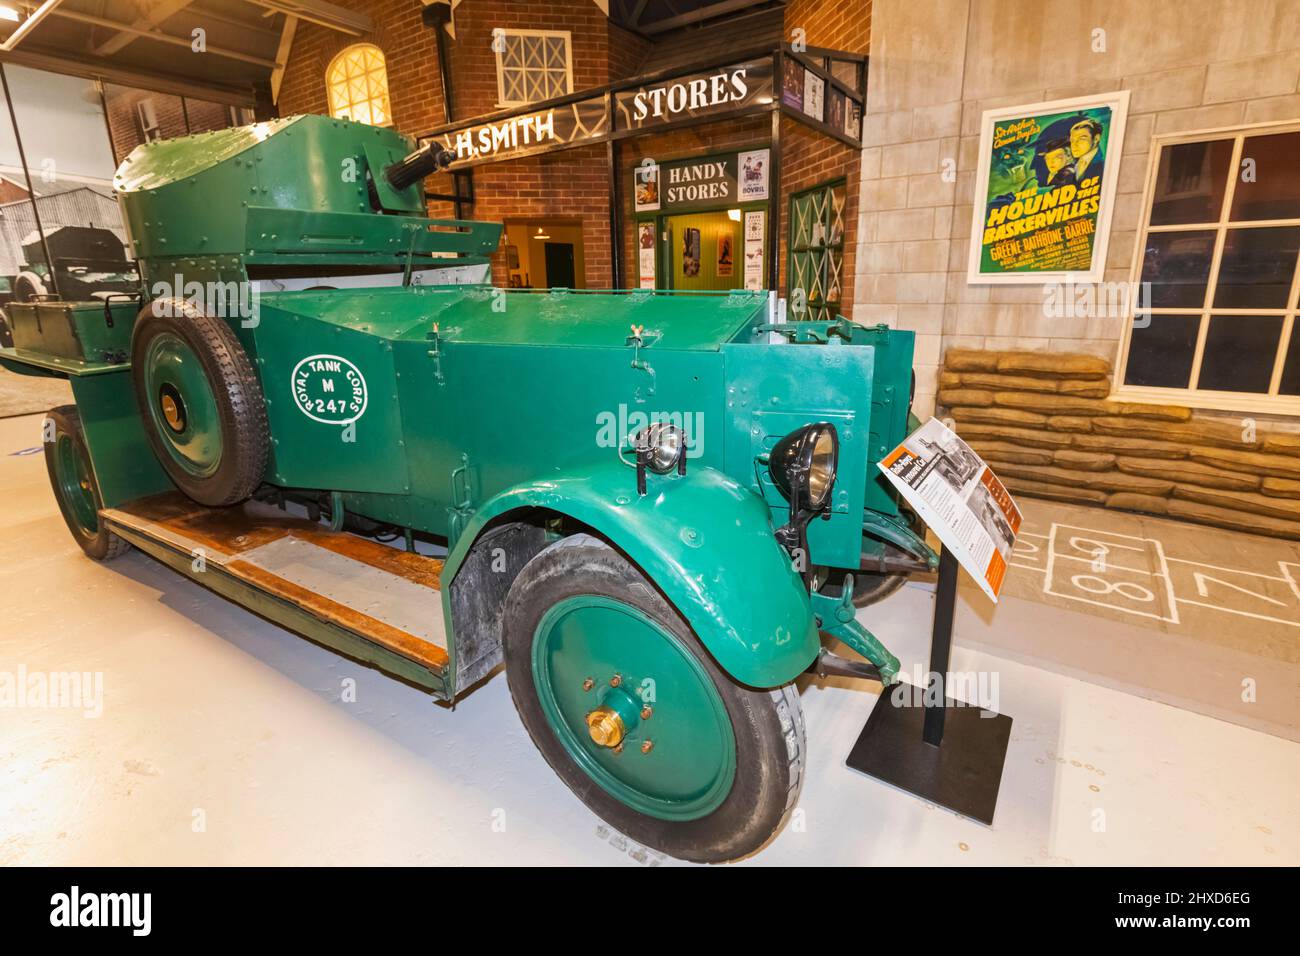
<box><xmin>966</xmin><ymin>90</ymin><xmax>1130</xmax><ymax>285</ymax></box>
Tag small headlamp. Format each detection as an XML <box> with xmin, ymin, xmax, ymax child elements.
<box><xmin>633</xmin><ymin>422</ymin><xmax>687</xmax><ymax>495</ymax></box>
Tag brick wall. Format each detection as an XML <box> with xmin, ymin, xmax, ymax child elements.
<box><xmin>856</xmin><ymin>0</ymin><xmax>1300</xmax><ymax>419</ymax></box>
<box><xmin>784</xmin><ymin>0</ymin><xmax>871</xmax><ymax>53</ymax></box>
<box><xmin>439</xmin><ymin>0</ymin><xmax>613</xmax><ymax>119</ymax></box>
<box><xmin>104</xmin><ymin>88</ymin><xmax>189</xmax><ymax>163</ymax></box>
<box><xmin>276</xmin><ymin>0</ymin><xmax>445</xmax><ymax>131</ymax></box>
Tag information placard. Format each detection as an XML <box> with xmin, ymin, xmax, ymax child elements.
<box><xmin>878</xmin><ymin>418</ymin><xmax>1021</xmax><ymax>601</ymax></box>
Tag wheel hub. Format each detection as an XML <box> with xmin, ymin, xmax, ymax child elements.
<box><xmin>158</xmin><ymin>384</ymin><xmax>187</xmax><ymax>433</ymax></box>
<box><xmin>585</xmin><ymin>706</ymin><xmax>625</xmax><ymax>747</ymax></box>
<box><xmin>532</xmin><ymin>595</ymin><xmax>736</xmax><ymax>821</ymax></box>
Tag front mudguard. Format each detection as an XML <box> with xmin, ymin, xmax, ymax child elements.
<box><xmin>443</xmin><ymin>462</ymin><xmax>821</xmax><ymax>689</ymax></box>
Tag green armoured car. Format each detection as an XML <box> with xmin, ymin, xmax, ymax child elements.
<box><xmin>0</xmin><ymin>116</ymin><xmax>933</xmax><ymax>862</ymax></box>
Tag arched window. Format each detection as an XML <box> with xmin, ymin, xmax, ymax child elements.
<box><xmin>326</xmin><ymin>43</ymin><xmax>391</xmax><ymax>126</ymax></box>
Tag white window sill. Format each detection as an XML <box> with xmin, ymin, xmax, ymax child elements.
<box><xmin>1111</xmin><ymin>385</ymin><xmax>1300</xmax><ymax>418</ymax></box>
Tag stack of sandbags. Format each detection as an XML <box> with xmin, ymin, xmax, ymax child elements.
<box><xmin>938</xmin><ymin>348</ymin><xmax>1300</xmax><ymax>540</ymax></box>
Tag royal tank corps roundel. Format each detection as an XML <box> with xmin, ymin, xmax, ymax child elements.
<box><xmin>291</xmin><ymin>354</ymin><xmax>369</xmax><ymax>425</ymax></box>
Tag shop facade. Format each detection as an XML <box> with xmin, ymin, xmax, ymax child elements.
<box><xmin>274</xmin><ymin>0</ymin><xmax>868</xmax><ymax>317</ymax></box>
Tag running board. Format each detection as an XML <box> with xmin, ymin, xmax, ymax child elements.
<box><xmin>101</xmin><ymin>492</ymin><xmax>451</xmax><ymax>694</ymax></box>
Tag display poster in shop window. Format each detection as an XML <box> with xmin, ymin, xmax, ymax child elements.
<box><xmin>967</xmin><ymin>91</ymin><xmax>1129</xmax><ymax>284</ymax></box>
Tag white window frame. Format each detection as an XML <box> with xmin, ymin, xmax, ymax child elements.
<box><xmin>1114</xmin><ymin>118</ymin><xmax>1300</xmax><ymax>416</ymax></box>
<box><xmin>493</xmin><ymin>28</ymin><xmax>573</xmax><ymax>108</ymax></box>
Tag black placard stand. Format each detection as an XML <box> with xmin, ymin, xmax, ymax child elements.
<box><xmin>845</xmin><ymin>546</ymin><xmax>1012</xmax><ymax>825</ymax></box>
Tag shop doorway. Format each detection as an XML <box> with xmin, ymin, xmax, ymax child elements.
<box><xmin>666</xmin><ymin>210</ymin><xmax>742</xmax><ymax>291</ymax></box>
<box><xmin>503</xmin><ymin>220</ymin><xmax>586</xmax><ymax>289</ymax></box>
<box><xmin>543</xmin><ymin>242</ymin><xmax>576</xmax><ymax>289</ymax></box>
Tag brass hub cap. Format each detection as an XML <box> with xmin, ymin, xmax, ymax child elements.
<box><xmin>158</xmin><ymin>385</ymin><xmax>187</xmax><ymax>434</ymax></box>
<box><xmin>585</xmin><ymin>706</ymin><xmax>626</xmax><ymax>748</ymax></box>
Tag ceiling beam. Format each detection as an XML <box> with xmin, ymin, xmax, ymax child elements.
<box><xmin>270</xmin><ymin>14</ymin><xmax>297</xmax><ymax>104</ymax></box>
<box><xmin>243</xmin><ymin>0</ymin><xmax>371</xmax><ymax>36</ymax></box>
<box><xmin>93</xmin><ymin>0</ymin><xmax>194</xmax><ymax>57</ymax></box>
<box><xmin>0</xmin><ymin>46</ymin><xmax>257</xmax><ymax>105</ymax></box>
<box><xmin>54</xmin><ymin>9</ymin><xmax>278</xmax><ymax>69</ymax></box>
<box><xmin>188</xmin><ymin>4</ymin><xmax>281</xmax><ymax>42</ymax></box>
<box><xmin>639</xmin><ymin>0</ymin><xmax>766</xmax><ymax>35</ymax></box>
<box><xmin>0</xmin><ymin>0</ymin><xmax>65</xmax><ymax>53</ymax></box>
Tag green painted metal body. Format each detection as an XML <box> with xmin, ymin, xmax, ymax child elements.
<box><xmin>3</xmin><ymin>117</ymin><xmax>920</xmax><ymax>701</ymax></box>
<box><xmin>532</xmin><ymin>594</ymin><xmax>735</xmax><ymax>819</ymax></box>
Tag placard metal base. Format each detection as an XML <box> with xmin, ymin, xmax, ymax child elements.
<box><xmin>844</xmin><ymin>546</ymin><xmax>1012</xmax><ymax>826</ymax></box>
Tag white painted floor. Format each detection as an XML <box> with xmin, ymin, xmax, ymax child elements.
<box><xmin>1</xmin><ymin>412</ymin><xmax>1296</xmax><ymax>866</ymax></box>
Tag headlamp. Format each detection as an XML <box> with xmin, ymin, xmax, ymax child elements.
<box><xmin>768</xmin><ymin>422</ymin><xmax>839</xmax><ymax>512</ymax></box>
<box><xmin>632</xmin><ymin>422</ymin><xmax>687</xmax><ymax>495</ymax></box>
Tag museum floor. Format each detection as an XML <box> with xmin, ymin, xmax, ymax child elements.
<box><xmin>1</xmin><ymin>411</ymin><xmax>1295</xmax><ymax>866</ymax></box>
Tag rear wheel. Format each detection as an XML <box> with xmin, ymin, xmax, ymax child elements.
<box><xmin>43</xmin><ymin>406</ymin><xmax>129</xmax><ymax>561</ymax></box>
<box><xmin>503</xmin><ymin>534</ymin><xmax>804</xmax><ymax>863</ymax></box>
<box><xmin>13</xmin><ymin>271</ymin><xmax>47</xmax><ymax>303</ymax></box>
<box><xmin>131</xmin><ymin>299</ymin><xmax>268</xmax><ymax>506</ymax></box>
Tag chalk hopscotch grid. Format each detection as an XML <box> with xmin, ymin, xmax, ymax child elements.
<box><xmin>1008</xmin><ymin>522</ymin><xmax>1300</xmax><ymax>629</ymax></box>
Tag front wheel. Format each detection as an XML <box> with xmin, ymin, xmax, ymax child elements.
<box><xmin>502</xmin><ymin>534</ymin><xmax>805</xmax><ymax>863</ymax></box>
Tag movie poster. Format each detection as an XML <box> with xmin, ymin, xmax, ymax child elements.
<box><xmin>967</xmin><ymin>91</ymin><xmax>1129</xmax><ymax>283</ymax></box>
<box><xmin>638</xmin><ymin>223</ymin><xmax>656</xmax><ymax>289</ymax></box>
<box><xmin>717</xmin><ymin>232</ymin><xmax>734</xmax><ymax>277</ymax></box>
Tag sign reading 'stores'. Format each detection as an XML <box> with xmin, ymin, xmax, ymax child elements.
<box><xmin>615</xmin><ymin>60</ymin><xmax>775</xmax><ymax>132</ymax></box>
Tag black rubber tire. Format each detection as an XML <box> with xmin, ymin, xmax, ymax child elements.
<box><xmin>44</xmin><ymin>406</ymin><xmax>130</xmax><ymax>561</ymax></box>
<box><xmin>13</xmin><ymin>271</ymin><xmax>47</xmax><ymax>302</ymax></box>
<box><xmin>502</xmin><ymin>534</ymin><xmax>805</xmax><ymax>863</ymax></box>
<box><xmin>0</xmin><ymin>308</ymin><xmax>12</xmax><ymax>348</ymax></box>
<box><xmin>131</xmin><ymin>298</ymin><xmax>269</xmax><ymax>507</ymax></box>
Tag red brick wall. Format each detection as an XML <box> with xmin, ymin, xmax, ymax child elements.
<box><xmin>440</xmin><ymin>0</ymin><xmax>613</xmax><ymax>119</ymax></box>
<box><xmin>277</xmin><ymin>2</ymin><xmax>634</xmax><ymax>288</ymax></box>
<box><xmin>608</xmin><ymin>21</ymin><xmax>652</xmax><ymax>81</ymax></box>
<box><xmin>783</xmin><ymin>0</ymin><xmax>871</xmax><ymax>52</ymax></box>
<box><xmin>276</xmin><ymin>0</ymin><xmax>446</xmax><ymax>132</ymax></box>
<box><xmin>104</xmin><ymin>88</ymin><xmax>189</xmax><ymax>163</ymax></box>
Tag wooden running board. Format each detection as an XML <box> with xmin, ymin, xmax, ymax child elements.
<box><xmin>101</xmin><ymin>492</ymin><xmax>449</xmax><ymax>674</ymax></box>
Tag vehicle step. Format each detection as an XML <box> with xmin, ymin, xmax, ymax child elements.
<box><xmin>101</xmin><ymin>492</ymin><xmax>448</xmax><ymax>672</ymax></box>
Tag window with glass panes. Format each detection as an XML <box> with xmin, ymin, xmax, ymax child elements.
<box><xmin>495</xmin><ymin>30</ymin><xmax>572</xmax><ymax>106</ymax></box>
<box><xmin>1119</xmin><ymin>124</ymin><xmax>1300</xmax><ymax>410</ymax></box>
<box><xmin>326</xmin><ymin>44</ymin><xmax>391</xmax><ymax>126</ymax></box>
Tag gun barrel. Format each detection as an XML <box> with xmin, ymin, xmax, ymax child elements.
<box><xmin>384</xmin><ymin>144</ymin><xmax>456</xmax><ymax>192</ymax></box>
